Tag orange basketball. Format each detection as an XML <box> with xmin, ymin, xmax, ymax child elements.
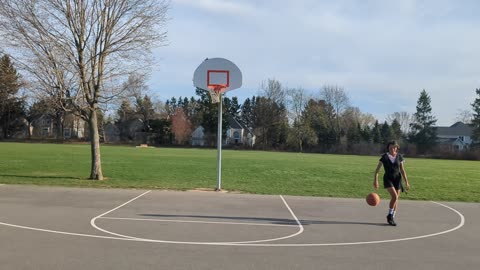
<box><xmin>366</xmin><ymin>192</ymin><xmax>380</xmax><ymax>206</ymax></box>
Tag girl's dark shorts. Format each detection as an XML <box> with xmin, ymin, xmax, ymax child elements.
<box><xmin>384</xmin><ymin>174</ymin><xmax>402</xmax><ymax>190</ymax></box>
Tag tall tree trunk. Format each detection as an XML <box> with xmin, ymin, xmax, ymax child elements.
<box><xmin>56</xmin><ymin>111</ymin><xmax>64</xmax><ymax>141</ymax></box>
<box><xmin>3</xmin><ymin>107</ymin><xmax>10</xmax><ymax>138</ymax></box>
<box><xmin>89</xmin><ymin>109</ymin><xmax>103</xmax><ymax>180</ymax></box>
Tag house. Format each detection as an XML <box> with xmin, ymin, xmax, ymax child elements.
<box><xmin>191</xmin><ymin>126</ymin><xmax>206</xmax><ymax>146</ymax></box>
<box><xmin>226</xmin><ymin>117</ymin><xmax>255</xmax><ymax>147</ymax></box>
<box><xmin>30</xmin><ymin>113</ymin><xmax>85</xmax><ymax>139</ymax></box>
<box><xmin>63</xmin><ymin>113</ymin><xmax>85</xmax><ymax>139</ymax></box>
<box><xmin>190</xmin><ymin>117</ymin><xmax>256</xmax><ymax>147</ymax></box>
<box><xmin>436</xmin><ymin>122</ymin><xmax>473</xmax><ymax>151</ymax></box>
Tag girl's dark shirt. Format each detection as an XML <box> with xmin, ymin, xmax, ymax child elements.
<box><xmin>379</xmin><ymin>153</ymin><xmax>404</xmax><ymax>181</ymax></box>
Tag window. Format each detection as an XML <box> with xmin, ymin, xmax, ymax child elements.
<box><xmin>233</xmin><ymin>131</ymin><xmax>240</xmax><ymax>144</ymax></box>
<box><xmin>41</xmin><ymin>128</ymin><xmax>49</xmax><ymax>137</ymax></box>
<box><xmin>64</xmin><ymin>128</ymin><xmax>71</xmax><ymax>138</ymax></box>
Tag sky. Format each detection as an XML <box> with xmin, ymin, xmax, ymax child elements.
<box><xmin>147</xmin><ymin>0</ymin><xmax>480</xmax><ymax>126</ymax></box>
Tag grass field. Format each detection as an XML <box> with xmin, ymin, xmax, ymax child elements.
<box><xmin>0</xmin><ymin>142</ymin><xmax>479</xmax><ymax>202</ymax></box>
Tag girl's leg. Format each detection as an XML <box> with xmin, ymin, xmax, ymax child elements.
<box><xmin>394</xmin><ymin>189</ymin><xmax>401</xmax><ymax>212</ymax></box>
<box><xmin>386</xmin><ymin>187</ymin><xmax>398</xmax><ymax>209</ymax></box>
<box><xmin>386</xmin><ymin>187</ymin><xmax>399</xmax><ymax>226</ymax></box>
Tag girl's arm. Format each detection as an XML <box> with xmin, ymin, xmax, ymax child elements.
<box><xmin>373</xmin><ymin>161</ymin><xmax>382</xmax><ymax>190</ymax></box>
<box><xmin>400</xmin><ymin>162</ymin><xmax>410</xmax><ymax>190</ymax></box>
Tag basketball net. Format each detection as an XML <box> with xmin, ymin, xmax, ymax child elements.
<box><xmin>208</xmin><ymin>85</ymin><xmax>224</xmax><ymax>104</ymax></box>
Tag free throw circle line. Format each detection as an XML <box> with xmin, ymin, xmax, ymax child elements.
<box><xmin>240</xmin><ymin>201</ymin><xmax>466</xmax><ymax>247</ymax></box>
<box><xmin>90</xmin><ymin>190</ymin><xmax>151</xmax><ymax>239</ymax></box>
<box><xmin>91</xmin><ymin>194</ymin><xmax>305</xmax><ymax>244</ymax></box>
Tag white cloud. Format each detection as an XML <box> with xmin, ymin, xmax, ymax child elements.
<box><xmin>173</xmin><ymin>0</ymin><xmax>260</xmax><ymax>17</ymax></box>
<box><xmin>149</xmin><ymin>0</ymin><xmax>480</xmax><ymax>125</ymax></box>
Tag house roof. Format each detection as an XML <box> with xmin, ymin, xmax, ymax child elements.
<box><xmin>228</xmin><ymin>117</ymin><xmax>243</xmax><ymax>129</ymax></box>
<box><xmin>435</xmin><ymin>122</ymin><xmax>472</xmax><ymax>137</ymax></box>
<box><xmin>437</xmin><ymin>137</ymin><xmax>468</xmax><ymax>146</ymax></box>
<box><xmin>228</xmin><ymin>117</ymin><xmax>254</xmax><ymax>135</ymax></box>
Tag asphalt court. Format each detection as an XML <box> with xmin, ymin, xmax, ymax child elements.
<box><xmin>1</xmin><ymin>185</ymin><xmax>479</xmax><ymax>270</ymax></box>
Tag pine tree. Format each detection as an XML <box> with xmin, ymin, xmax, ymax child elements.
<box><xmin>372</xmin><ymin>121</ymin><xmax>381</xmax><ymax>144</ymax></box>
<box><xmin>381</xmin><ymin>121</ymin><xmax>392</xmax><ymax>145</ymax></box>
<box><xmin>409</xmin><ymin>89</ymin><xmax>438</xmax><ymax>154</ymax></box>
<box><xmin>390</xmin><ymin>119</ymin><xmax>403</xmax><ymax>141</ymax></box>
<box><xmin>0</xmin><ymin>54</ymin><xmax>22</xmax><ymax>138</ymax></box>
<box><xmin>471</xmin><ymin>88</ymin><xmax>480</xmax><ymax>147</ymax></box>
<box><xmin>240</xmin><ymin>97</ymin><xmax>255</xmax><ymax>130</ymax></box>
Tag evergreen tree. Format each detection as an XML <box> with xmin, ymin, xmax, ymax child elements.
<box><xmin>253</xmin><ymin>96</ymin><xmax>288</xmax><ymax>149</ymax></box>
<box><xmin>225</xmin><ymin>96</ymin><xmax>240</xmax><ymax>117</ymax></box>
<box><xmin>390</xmin><ymin>119</ymin><xmax>403</xmax><ymax>141</ymax></box>
<box><xmin>116</xmin><ymin>99</ymin><xmax>135</xmax><ymax>141</ymax></box>
<box><xmin>372</xmin><ymin>120</ymin><xmax>381</xmax><ymax>144</ymax></box>
<box><xmin>360</xmin><ymin>125</ymin><xmax>372</xmax><ymax>143</ymax></box>
<box><xmin>381</xmin><ymin>121</ymin><xmax>392</xmax><ymax>145</ymax></box>
<box><xmin>0</xmin><ymin>54</ymin><xmax>23</xmax><ymax>138</ymax></box>
<box><xmin>240</xmin><ymin>97</ymin><xmax>255</xmax><ymax>130</ymax></box>
<box><xmin>471</xmin><ymin>88</ymin><xmax>480</xmax><ymax>147</ymax></box>
<box><xmin>346</xmin><ymin>123</ymin><xmax>361</xmax><ymax>150</ymax></box>
<box><xmin>409</xmin><ymin>89</ymin><xmax>438</xmax><ymax>154</ymax></box>
<box><xmin>135</xmin><ymin>95</ymin><xmax>155</xmax><ymax>132</ymax></box>
<box><xmin>301</xmin><ymin>99</ymin><xmax>332</xmax><ymax>151</ymax></box>
<box><xmin>117</xmin><ymin>99</ymin><xmax>135</xmax><ymax>121</ymax></box>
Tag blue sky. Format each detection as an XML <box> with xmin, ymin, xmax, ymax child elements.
<box><xmin>148</xmin><ymin>0</ymin><xmax>480</xmax><ymax>126</ymax></box>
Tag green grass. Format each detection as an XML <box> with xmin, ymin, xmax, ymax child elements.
<box><xmin>1</xmin><ymin>142</ymin><xmax>479</xmax><ymax>202</ymax></box>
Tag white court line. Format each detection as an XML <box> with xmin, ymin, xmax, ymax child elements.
<box><xmin>0</xmin><ymin>190</ymin><xmax>467</xmax><ymax>247</ymax></box>
<box><xmin>0</xmin><ymin>221</ymin><xmax>138</xmax><ymax>241</ymax></box>
<box><xmin>244</xmin><ymin>201</ymin><xmax>466</xmax><ymax>247</ymax></box>
<box><xmin>99</xmin><ymin>217</ymin><xmax>298</xmax><ymax>227</ymax></box>
<box><xmin>91</xmin><ymin>194</ymin><xmax>305</xmax><ymax>244</ymax></box>
<box><xmin>90</xmin><ymin>190</ymin><xmax>151</xmax><ymax>239</ymax></box>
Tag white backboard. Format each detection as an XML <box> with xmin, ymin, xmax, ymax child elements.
<box><xmin>193</xmin><ymin>58</ymin><xmax>242</xmax><ymax>93</ymax></box>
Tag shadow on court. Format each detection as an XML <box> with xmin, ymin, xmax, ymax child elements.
<box><xmin>139</xmin><ymin>213</ymin><xmax>388</xmax><ymax>226</ymax></box>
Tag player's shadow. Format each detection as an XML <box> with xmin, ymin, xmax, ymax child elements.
<box><xmin>139</xmin><ymin>214</ymin><xmax>387</xmax><ymax>227</ymax></box>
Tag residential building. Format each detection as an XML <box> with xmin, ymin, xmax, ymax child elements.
<box><xmin>436</xmin><ymin>122</ymin><xmax>473</xmax><ymax>151</ymax></box>
<box><xmin>226</xmin><ymin>117</ymin><xmax>255</xmax><ymax>147</ymax></box>
<box><xmin>30</xmin><ymin>113</ymin><xmax>85</xmax><ymax>139</ymax></box>
<box><xmin>190</xmin><ymin>117</ymin><xmax>256</xmax><ymax>147</ymax></box>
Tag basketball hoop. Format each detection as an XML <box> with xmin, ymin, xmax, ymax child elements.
<box><xmin>193</xmin><ymin>58</ymin><xmax>243</xmax><ymax>191</ymax></box>
<box><xmin>207</xmin><ymin>85</ymin><xmax>225</xmax><ymax>104</ymax></box>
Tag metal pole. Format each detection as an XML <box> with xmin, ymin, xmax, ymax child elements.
<box><xmin>216</xmin><ymin>93</ymin><xmax>223</xmax><ymax>191</ymax></box>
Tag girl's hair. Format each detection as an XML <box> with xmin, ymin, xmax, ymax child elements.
<box><xmin>386</xmin><ymin>140</ymin><xmax>400</xmax><ymax>151</ymax></box>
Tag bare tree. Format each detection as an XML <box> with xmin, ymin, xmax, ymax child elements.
<box><xmin>259</xmin><ymin>78</ymin><xmax>285</xmax><ymax>105</ymax></box>
<box><xmin>0</xmin><ymin>0</ymin><xmax>169</xmax><ymax>180</ymax></box>
<box><xmin>387</xmin><ymin>112</ymin><xmax>413</xmax><ymax>134</ymax></box>
<box><xmin>320</xmin><ymin>85</ymin><xmax>350</xmax><ymax>144</ymax></box>
<box><xmin>455</xmin><ymin>109</ymin><xmax>473</xmax><ymax>124</ymax></box>
<box><xmin>341</xmin><ymin>107</ymin><xmax>376</xmax><ymax>130</ymax></box>
<box><xmin>286</xmin><ymin>87</ymin><xmax>314</xmax><ymax>151</ymax></box>
<box><xmin>286</xmin><ymin>87</ymin><xmax>309</xmax><ymax>123</ymax></box>
<box><xmin>171</xmin><ymin>108</ymin><xmax>192</xmax><ymax>145</ymax></box>
<box><xmin>320</xmin><ymin>85</ymin><xmax>350</xmax><ymax>117</ymax></box>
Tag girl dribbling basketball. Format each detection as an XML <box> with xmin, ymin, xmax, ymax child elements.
<box><xmin>374</xmin><ymin>140</ymin><xmax>410</xmax><ymax>226</ymax></box>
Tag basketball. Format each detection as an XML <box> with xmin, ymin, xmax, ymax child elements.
<box><xmin>366</xmin><ymin>192</ymin><xmax>380</xmax><ymax>206</ymax></box>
